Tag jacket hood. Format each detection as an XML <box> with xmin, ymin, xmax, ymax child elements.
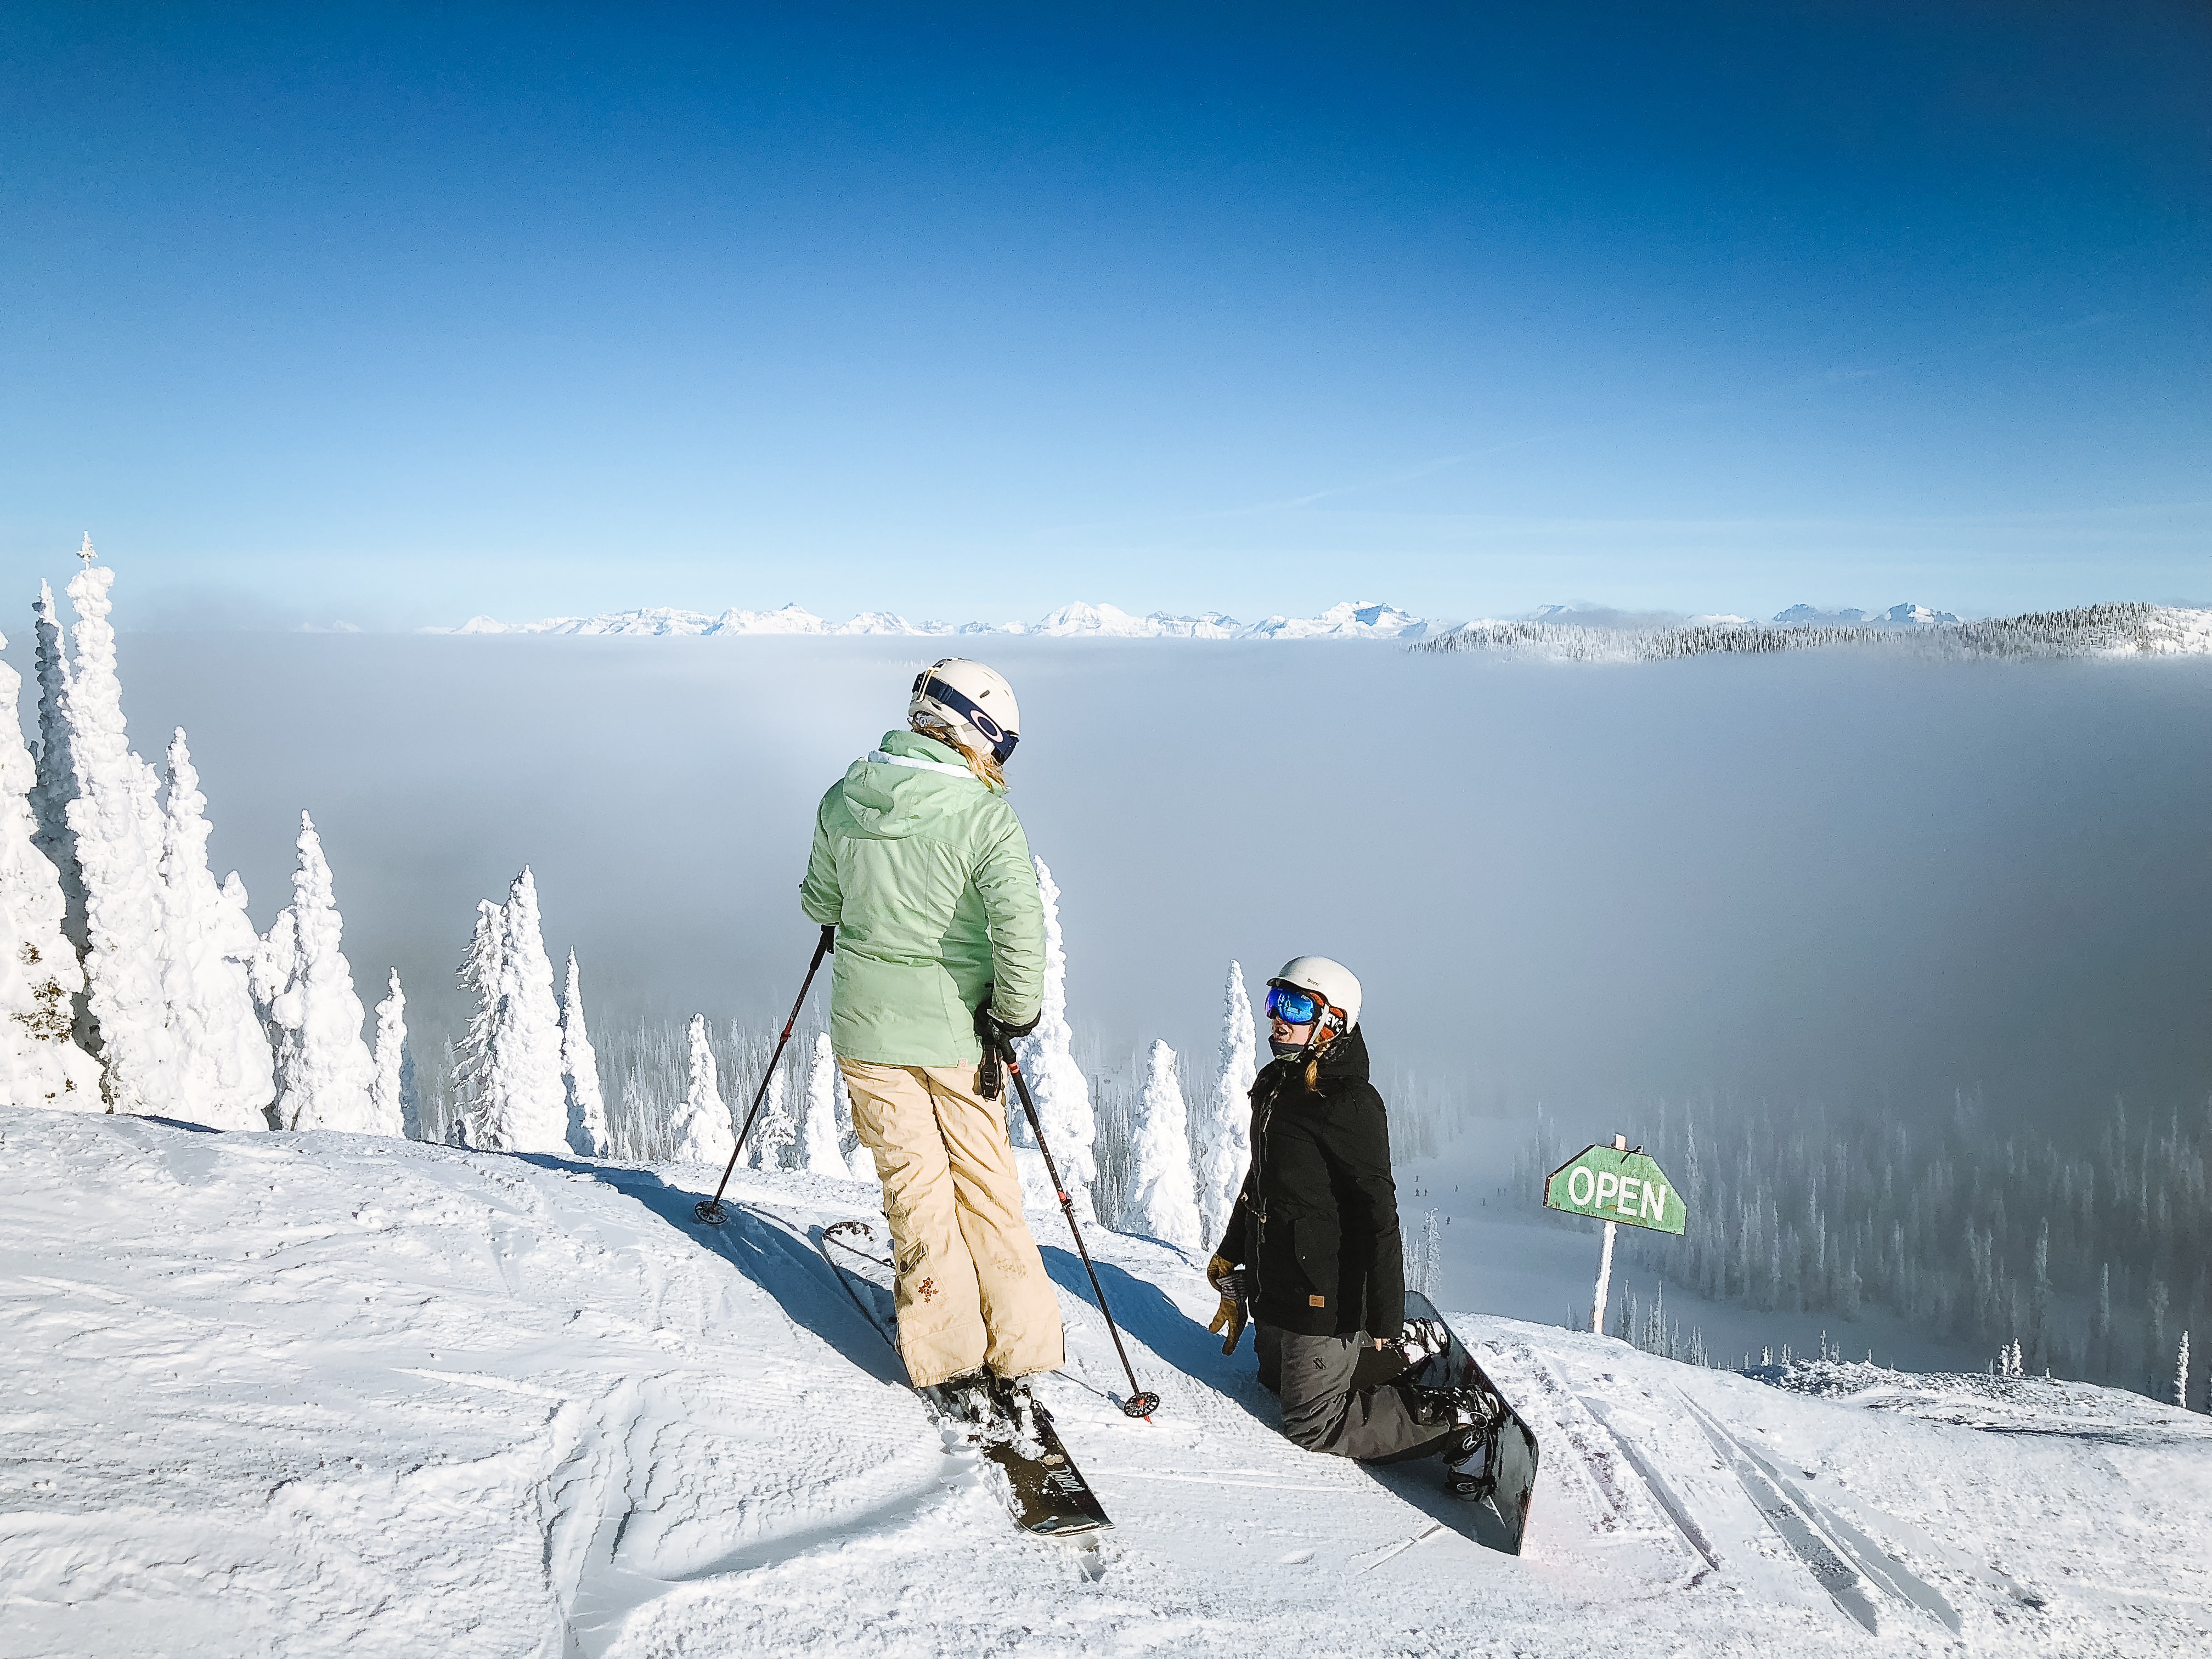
<box><xmin>838</xmin><ymin>729</ymin><xmax>994</xmax><ymax>838</ymax></box>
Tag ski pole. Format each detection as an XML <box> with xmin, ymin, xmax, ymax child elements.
<box><xmin>695</xmin><ymin>926</ymin><xmax>834</xmax><ymax>1226</ymax></box>
<box><xmin>998</xmin><ymin>1036</ymin><xmax>1162</xmax><ymax>1419</ymax></box>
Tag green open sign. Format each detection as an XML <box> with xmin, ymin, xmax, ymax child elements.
<box><xmin>1543</xmin><ymin>1144</ymin><xmax>1686</xmax><ymax>1235</ymax></box>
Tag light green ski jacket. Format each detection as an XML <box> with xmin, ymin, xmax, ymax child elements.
<box><xmin>799</xmin><ymin>728</ymin><xmax>1046</xmax><ymax>1066</ymax></box>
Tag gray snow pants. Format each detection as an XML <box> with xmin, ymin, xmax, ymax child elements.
<box><xmin>1255</xmin><ymin>1323</ymin><xmax>1452</xmax><ymax>1463</ymax></box>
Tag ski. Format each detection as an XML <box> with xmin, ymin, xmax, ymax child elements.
<box><xmin>814</xmin><ymin>1219</ymin><xmax>1113</xmax><ymax>1537</ymax></box>
<box><xmin>1402</xmin><ymin>1291</ymin><xmax>1542</xmax><ymax>1554</ymax></box>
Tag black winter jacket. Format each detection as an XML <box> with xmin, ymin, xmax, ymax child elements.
<box><xmin>1214</xmin><ymin>1026</ymin><xmax>1405</xmax><ymax>1340</ymax></box>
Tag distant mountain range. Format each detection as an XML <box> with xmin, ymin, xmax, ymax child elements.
<box><xmin>429</xmin><ymin>597</ymin><xmax>1991</xmax><ymax>640</ymax></box>
<box><xmin>1420</xmin><ymin>601</ymin><xmax>2212</xmax><ymax>664</ymax></box>
<box><xmin>430</xmin><ymin>600</ymin><xmax>1433</xmax><ymax>640</ymax></box>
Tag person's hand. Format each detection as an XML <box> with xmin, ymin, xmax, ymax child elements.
<box><xmin>973</xmin><ymin>997</ymin><xmax>1040</xmax><ymax>1045</ymax></box>
<box><xmin>1208</xmin><ymin>1293</ymin><xmax>1249</xmax><ymax>1353</ymax></box>
<box><xmin>1206</xmin><ymin>1254</ymin><xmax>1251</xmax><ymax>1353</ymax></box>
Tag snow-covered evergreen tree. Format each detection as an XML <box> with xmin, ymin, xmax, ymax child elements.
<box><xmin>1407</xmin><ymin>1209</ymin><xmax>1442</xmax><ymax>1299</ymax></box>
<box><xmin>798</xmin><ymin>1031</ymin><xmax>845</xmax><ymax>1176</ymax></box>
<box><xmin>155</xmin><ymin>729</ymin><xmax>274</xmax><ymax>1130</ymax></box>
<box><xmin>745</xmin><ymin>1043</ymin><xmax>798</xmax><ymax>1171</ymax></box>
<box><xmin>500</xmin><ymin>868</ymin><xmax>568</xmax><ymax>1144</ymax></box>
<box><xmin>369</xmin><ymin>969</ymin><xmax>410</xmax><ymax>1139</ymax></box>
<box><xmin>60</xmin><ymin>551</ymin><xmax>171</xmax><ymax>1112</ymax></box>
<box><xmin>1010</xmin><ymin>856</ymin><xmax>1095</xmax><ymax>1217</ymax></box>
<box><xmin>668</xmin><ymin>1013</ymin><xmax>735</xmax><ymax>1167</ymax></box>
<box><xmin>257</xmin><ymin>813</ymin><xmax>379</xmax><ymax>1132</ymax></box>
<box><xmin>2179</xmin><ymin>1331</ymin><xmax>2192</xmax><ymax>1410</ymax></box>
<box><xmin>450</xmin><ymin>872</ymin><xmax>569</xmax><ymax>1153</ymax></box>
<box><xmin>839</xmin><ymin>1064</ymin><xmax>874</xmax><ymax>1180</ymax></box>
<box><xmin>1195</xmin><ymin>960</ymin><xmax>1257</xmax><ymax>1248</ymax></box>
<box><xmin>449</xmin><ymin>900</ymin><xmax>505</xmax><ymax>1147</ymax></box>
<box><xmin>0</xmin><ymin>630</ymin><xmax>99</xmax><ymax>1108</ymax></box>
<box><xmin>559</xmin><ymin>949</ymin><xmax>608</xmax><ymax>1157</ymax></box>
<box><xmin>1122</xmin><ymin>1040</ymin><xmax>1201</xmax><ymax>1251</ymax></box>
<box><xmin>28</xmin><ymin>582</ymin><xmax>87</xmax><ymax>981</ymax></box>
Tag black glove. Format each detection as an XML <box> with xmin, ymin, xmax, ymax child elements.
<box><xmin>973</xmin><ymin>997</ymin><xmax>1039</xmax><ymax>1045</ymax></box>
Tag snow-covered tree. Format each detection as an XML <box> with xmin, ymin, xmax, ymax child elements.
<box><xmin>28</xmin><ymin>582</ymin><xmax>87</xmax><ymax>980</ymax></box>
<box><xmin>1195</xmin><ymin>960</ymin><xmax>1257</xmax><ymax>1248</ymax></box>
<box><xmin>1122</xmin><ymin>1040</ymin><xmax>1202</xmax><ymax>1251</ymax></box>
<box><xmin>841</xmin><ymin>1065</ymin><xmax>874</xmax><ymax>1181</ymax></box>
<box><xmin>63</xmin><ymin>553</ymin><xmax>183</xmax><ymax>1110</ymax></box>
<box><xmin>256</xmin><ymin>812</ymin><xmax>379</xmax><ymax>1132</ymax></box>
<box><xmin>0</xmin><ymin>629</ymin><xmax>99</xmax><ymax>1108</ymax></box>
<box><xmin>500</xmin><ymin>868</ymin><xmax>568</xmax><ymax>1141</ymax></box>
<box><xmin>1407</xmin><ymin>1209</ymin><xmax>1442</xmax><ymax>1299</ymax></box>
<box><xmin>60</xmin><ymin>552</ymin><xmax>171</xmax><ymax>1113</ymax></box>
<box><xmin>559</xmin><ymin>949</ymin><xmax>608</xmax><ymax>1158</ymax></box>
<box><xmin>155</xmin><ymin>729</ymin><xmax>274</xmax><ymax>1130</ymax></box>
<box><xmin>668</xmin><ymin>1013</ymin><xmax>735</xmax><ymax>1167</ymax></box>
<box><xmin>745</xmin><ymin>1042</ymin><xmax>798</xmax><ymax>1171</ymax></box>
<box><xmin>798</xmin><ymin>1031</ymin><xmax>846</xmax><ymax>1176</ymax></box>
<box><xmin>370</xmin><ymin>969</ymin><xmax>411</xmax><ymax>1139</ymax></box>
<box><xmin>449</xmin><ymin>900</ymin><xmax>504</xmax><ymax>1147</ymax></box>
<box><xmin>2179</xmin><ymin>1331</ymin><xmax>2192</xmax><ymax>1411</ymax></box>
<box><xmin>1010</xmin><ymin>856</ymin><xmax>1095</xmax><ymax>1217</ymax></box>
<box><xmin>449</xmin><ymin>871</ymin><xmax>568</xmax><ymax>1153</ymax></box>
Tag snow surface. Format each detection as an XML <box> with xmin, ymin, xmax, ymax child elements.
<box><xmin>436</xmin><ymin>599</ymin><xmax>1432</xmax><ymax>641</ymax></box>
<box><xmin>3</xmin><ymin>1105</ymin><xmax>2203</xmax><ymax>1658</ymax></box>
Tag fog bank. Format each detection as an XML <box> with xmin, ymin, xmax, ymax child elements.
<box><xmin>26</xmin><ymin>632</ymin><xmax>2210</xmax><ymax>1126</ymax></box>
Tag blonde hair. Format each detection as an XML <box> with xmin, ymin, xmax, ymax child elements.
<box><xmin>1301</xmin><ymin>1028</ymin><xmax>1338</xmax><ymax>1092</ymax></box>
<box><xmin>911</xmin><ymin>715</ymin><xmax>1006</xmax><ymax>790</ymax></box>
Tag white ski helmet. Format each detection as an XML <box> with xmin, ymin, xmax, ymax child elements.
<box><xmin>1266</xmin><ymin>955</ymin><xmax>1362</xmax><ymax>1035</ymax></box>
<box><xmin>909</xmin><ymin>657</ymin><xmax>1021</xmax><ymax>763</ymax></box>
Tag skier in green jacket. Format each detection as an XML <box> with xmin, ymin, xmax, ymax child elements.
<box><xmin>799</xmin><ymin>658</ymin><xmax>1060</xmax><ymax>1419</ymax></box>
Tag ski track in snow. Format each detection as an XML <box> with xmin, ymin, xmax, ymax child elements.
<box><xmin>2</xmin><ymin>1107</ymin><xmax>2208</xmax><ymax>1657</ymax></box>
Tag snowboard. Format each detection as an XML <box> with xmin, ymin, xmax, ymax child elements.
<box><xmin>814</xmin><ymin>1220</ymin><xmax>1114</xmax><ymax>1537</ymax></box>
<box><xmin>1402</xmin><ymin>1291</ymin><xmax>1542</xmax><ymax>1555</ymax></box>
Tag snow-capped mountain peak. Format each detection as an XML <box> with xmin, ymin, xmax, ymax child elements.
<box><xmin>432</xmin><ymin>600</ymin><xmax>1432</xmax><ymax>641</ymax></box>
<box><xmin>1771</xmin><ymin>602</ymin><xmax>1962</xmax><ymax>628</ymax></box>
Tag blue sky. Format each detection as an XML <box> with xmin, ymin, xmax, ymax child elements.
<box><xmin>2</xmin><ymin>3</ymin><xmax>2204</xmax><ymax>629</ymax></box>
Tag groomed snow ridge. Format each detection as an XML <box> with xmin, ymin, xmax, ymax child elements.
<box><xmin>2</xmin><ymin>1105</ymin><xmax>2204</xmax><ymax>1658</ymax></box>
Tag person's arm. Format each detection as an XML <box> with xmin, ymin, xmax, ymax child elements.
<box><xmin>972</xmin><ymin>807</ymin><xmax>1045</xmax><ymax>1026</ymax></box>
<box><xmin>798</xmin><ymin>794</ymin><xmax>842</xmax><ymax>928</ymax></box>
<box><xmin>1328</xmin><ymin>1085</ymin><xmax>1405</xmax><ymax>1341</ymax></box>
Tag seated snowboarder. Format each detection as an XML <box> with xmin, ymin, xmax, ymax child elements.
<box><xmin>1207</xmin><ymin>956</ymin><xmax>1498</xmax><ymax>1497</ymax></box>
<box><xmin>799</xmin><ymin>658</ymin><xmax>1063</xmax><ymax>1425</ymax></box>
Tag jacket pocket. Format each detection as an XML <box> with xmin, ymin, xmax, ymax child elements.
<box><xmin>1265</xmin><ymin>1211</ymin><xmax>1340</xmax><ymax>1316</ymax></box>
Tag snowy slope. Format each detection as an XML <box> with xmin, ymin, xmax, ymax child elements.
<box><xmin>3</xmin><ymin>1107</ymin><xmax>2205</xmax><ymax>1658</ymax></box>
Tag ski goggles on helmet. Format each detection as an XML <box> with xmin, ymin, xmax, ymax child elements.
<box><xmin>1264</xmin><ymin>983</ymin><xmax>1327</xmax><ymax>1027</ymax></box>
<box><xmin>914</xmin><ymin>672</ymin><xmax>1019</xmax><ymax>764</ymax></box>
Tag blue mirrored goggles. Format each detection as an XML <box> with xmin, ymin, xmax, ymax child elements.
<box><xmin>1264</xmin><ymin>984</ymin><xmax>1324</xmax><ymax>1026</ymax></box>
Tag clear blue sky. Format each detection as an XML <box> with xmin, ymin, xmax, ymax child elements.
<box><xmin>2</xmin><ymin>3</ymin><xmax>2204</xmax><ymax>629</ymax></box>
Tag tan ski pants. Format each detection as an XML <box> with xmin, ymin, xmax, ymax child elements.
<box><xmin>838</xmin><ymin>1059</ymin><xmax>1065</xmax><ymax>1387</ymax></box>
